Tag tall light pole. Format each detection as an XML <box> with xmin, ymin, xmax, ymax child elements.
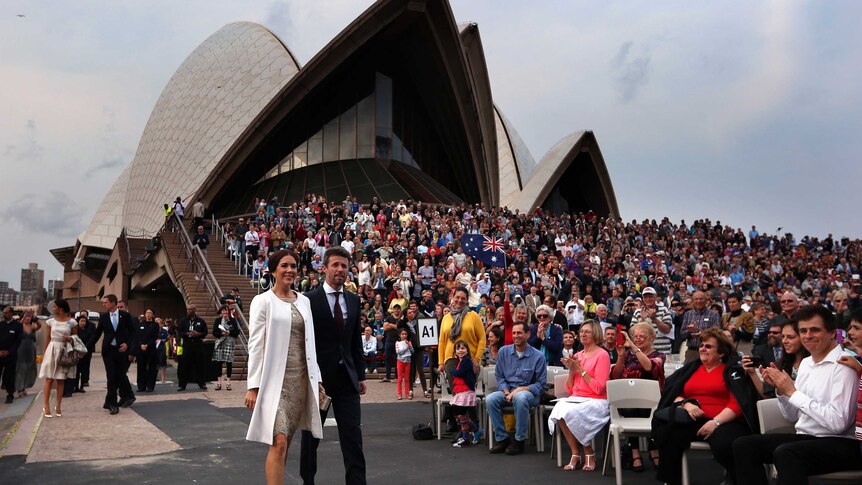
<box><xmin>72</xmin><ymin>258</ymin><xmax>85</xmax><ymax>314</ymax></box>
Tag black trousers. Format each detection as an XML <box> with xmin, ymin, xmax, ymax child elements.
<box><xmin>102</xmin><ymin>346</ymin><xmax>134</xmax><ymax>407</ymax></box>
<box><xmin>178</xmin><ymin>339</ymin><xmax>206</xmax><ymax>387</ymax></box>
<box><xmin>0</xmin><ymin>357</ymin><xmax>15</xmax><ymax>397</ymax></box>
<box><xmin>76</xmin><ymin>352</ymin><xmax>92</xmax><ymax>389</ymax></box>
<box><xmin>734</xmin><ymin>433</ymin><xmax>862</xmax><ymax>485</ymax></box>
<box><xmin>300</xmin><ymin>368</ymin><xmax>366</xmax><ymax>485</ymax></box>
<box><xmin>137</xmin><ymin>349</ymin><xmax>158</xmax><ymax>391</ymax></box>
<box><xmin>409</xmin><ymin>347</ymin><xmax>427</xmax><ymax>392</ymax></box>
<box><xmin>655</xmin><ymin>418</ymin><xmax>749</xmax><ymax>485</ymax></box>
<box><xmin>384</xmin><ymin>341</ymin><xmax>396</xmax><ymax>380</ymax></box>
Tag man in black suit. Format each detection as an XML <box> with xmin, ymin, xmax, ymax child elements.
<box><xmin>177</xmin><ymin>305</ymin><xmax>208</xmax><ymax>391</ymax></box>
<box><xmin>301</xmin><ymin>246</ymin><xmax>367</xmax><ymax>485</ymax></box>
<box><xmin>750</xmin><ymin>321</ymin><xmax>784</xmax><ymax>397</ymax></box>
<box><xmin>74</xmin><ymin>313</ymin><xmax>97</xmax><ymax>392</ymax></box>
<box><xmin>95</xmin><ymin>294</ymin><xmax>136</xmax><ymax>414</ymax></box>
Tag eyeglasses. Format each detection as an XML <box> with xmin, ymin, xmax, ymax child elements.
<box><xmin>699</xmin><ymin>343</ymin><xmax>715</xmax><ymax>349</ymax></box>
<box><xmin>767</xmin><ymin>331</ymin><xmax>781</xmax><ymax>335</ymax></box>
<box><xmin>780</xmin><ymin>300</ymin><xmax>794</xmax><ymax>304</ymax></box>
<box><xmin>536</xmin><ymin>314</ymin><xmax>550</xmax><ymax>320</ymax></box>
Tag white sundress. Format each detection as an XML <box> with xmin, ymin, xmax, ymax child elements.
<box><xmin>38</xmin><ymin>318</ymin><xmax>76</xmax><ymax>380</ymax></box>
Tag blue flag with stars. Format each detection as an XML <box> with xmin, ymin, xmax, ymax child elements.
<box><xmin>461</xmin><ymin>234</ymin><xmax>507</xmax><ymax>268</ymax></box>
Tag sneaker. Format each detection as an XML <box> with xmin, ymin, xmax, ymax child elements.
<box><xmin>452</xmin><ymin>436</ymin><xmax>470</xmax><ymax>448</ymax></box>
<box><xmin>471</xmin><ymin>427</ymin><xmax>483</xmax><ymax>445</ymax></box>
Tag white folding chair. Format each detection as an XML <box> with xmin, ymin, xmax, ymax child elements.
<box><xmin>755</xmin><ymin>399</ymin><xmax>862</xmax><ymax>483</ymax></box>
<box><xmin>549</xmin><ymin>373</ymin><xmax>572</xmax><ymax>466</ymax></box>
<box><xmin>435</xmin><ymin>372</ymin><xmax>453</xmax><ymax>440</ymax></box>
<box><xmin>601</xmin><ymin>379</ymin><xmax>661</xmax><ymax>485</ymax></box>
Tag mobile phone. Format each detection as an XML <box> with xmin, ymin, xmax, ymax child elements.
<box><xmin>748</xmin><ymin>356</ymin><xmax>764</xmax><ymax>367</ymax></box>
<box><xmin>616</xmin><ymin>324</ymin><xmax>625</xmax><ymax>347</ymax></box>
<box><xmin>855</xmin><ymin>285</ymin><xmax>862</xmax><ymax>295</ymax></box>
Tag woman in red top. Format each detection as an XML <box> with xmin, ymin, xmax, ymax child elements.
<box><xmin>653</xmin><ymin>327</ymin><xmax>758</xmax><ymax>485</ymax></box>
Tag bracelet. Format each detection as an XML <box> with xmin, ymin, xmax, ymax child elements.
<box><xmin>580</xmin><ymin>370</ymin><xmax>587</xmax><ymax>378</ymax></box>
<box><xmin>635</xmin><ymin>347</ymin><xmax>642</xmax><ymax>353</ymax></box>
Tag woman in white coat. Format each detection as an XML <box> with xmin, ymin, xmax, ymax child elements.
<box><xmin>245</xmin><ymin>249</ymin><xmax>322</xmax><ymax>485</ymax></box>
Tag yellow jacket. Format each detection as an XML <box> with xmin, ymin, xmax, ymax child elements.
<box><xmin>438</xmin><ymin>311</ymin><xmax>486</xmax><ymax>364</ymax></box>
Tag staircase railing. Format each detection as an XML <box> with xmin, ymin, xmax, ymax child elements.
<box><xmin>165</xmin><ymin>212</ymin><xmax>249</xmax><ymax>379</ymax></box>
<box><xmin>212</xmin><ymin>214</ymin><xmax>266</xmax><ymax>294</ymax></box>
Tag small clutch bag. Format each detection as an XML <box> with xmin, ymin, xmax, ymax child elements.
<box><xmin>319</xmin><ymin>384</ymin><xmax>332</xmax><ymax>412</ymax></box>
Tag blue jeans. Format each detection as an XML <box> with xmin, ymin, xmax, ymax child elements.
<box><xmin>485</xmin><ymin>390</ymin><xmax>540</xmax><ymax>442</ymax></box>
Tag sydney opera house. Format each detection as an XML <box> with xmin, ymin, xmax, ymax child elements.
<box><xmin>52</xmin><ymin>0</ymin><xmax>618</xmax><ymax>311</ymax></box>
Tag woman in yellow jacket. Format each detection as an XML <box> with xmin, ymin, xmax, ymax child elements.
<box><xmin>438</xmin><ymin>287</ymin><xmax>486</xmax><ymax>372</ymax></box>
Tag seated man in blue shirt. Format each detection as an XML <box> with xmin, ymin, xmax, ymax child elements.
<box><xmin>487</xmin><ymin>321</ymin><xmax>547</xmax><ymax>455</ymax></box>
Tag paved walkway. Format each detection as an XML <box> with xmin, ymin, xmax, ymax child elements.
<box><xmin>0</xmin><ymin>357</ymin><xmax>723</xmax><ymax>483</ymax></box>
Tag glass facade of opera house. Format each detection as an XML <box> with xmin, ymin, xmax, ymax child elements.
<box><xmin>218</xmin><ymin>70</ymin><xmax>467</xmax><ymax>217</ymax></box>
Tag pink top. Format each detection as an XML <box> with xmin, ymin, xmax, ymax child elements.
<box><xmin>566</xmin><ymin>347</ymin><xmax>611</xmax><ymax>399</ymax></box>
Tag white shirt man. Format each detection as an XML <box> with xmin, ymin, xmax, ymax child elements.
<box><xmin>732</xmin><ymin>306</ymin><xmax>861</xmax><ymax>483</ymax></box>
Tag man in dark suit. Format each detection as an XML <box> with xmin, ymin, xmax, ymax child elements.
<box><xmin>750</xmin><ymin>321</ymin><xmax>784</xmax><ymax>397</ymax></box>
<box><xmin>301</xmin><ymin>246</ymin><xmax>367</xmax><ymax>485</ymax></box>
<box><xmin>74</xmin><ymin>313</ymin><xmax>97</xmax><ymax>392</ymax></box>
<box><xmin>177</xmin><ymin>305</ymin><xmax>208</xmax><ymax>391</ymax></box>
<box><xmin>95</xmin><ymin>294</ymin><xmax>136</xmax><ymax>414</ymax></box>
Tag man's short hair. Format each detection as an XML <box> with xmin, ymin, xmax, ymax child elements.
<box><xmin>512</xmin><ymin>320</ymin><xmax>529</xmax><ymax>333</ymax></box>
<box><xmin>323</xmin><ymin>246</ymin><xmax>351</xmax><ymax>266</ymax></box>
<box><xmin>795</xmin><ymin>305</ymin><xmax>836</xmax><ymax>332</ymax></box>
<box><xmin>727</xmin><ymin>292</ymin><xmax>743</xmax><ymax>302</ymax></box>
<box><xmin>104</xmin><ymin>294</ymin><xmax>118</xmax><ymax>304</ymax></box>
<box><xmin>849</xmin><ymin>309</ymin><xmax>862</xmax><ymax>325</ymax></box>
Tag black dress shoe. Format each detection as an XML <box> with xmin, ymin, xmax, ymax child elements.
<box><xmin>109</xmin><ymin>405</ymin><xmax>119</xmax><ymax>415</ymax></box>
<box><xmin>121</xmin><ymin>397</ymin><xmax>136</xmax><ymax>408</ymax></box>
<box><xmin>103</xmin><ymin>403</ymin><xmax>111</xmax><ymax>410</ymax></box>
<box><xmin>137</xmin><ymin>388</ymin><xmax>145</xmax><ymax>393</ymax></box>
<box><xmin>198</xmin><ymin>384</ymin><xmax>207</xmax><ymax>390</ymax></box>
<box><xmin>146</xmin><ymin>388</ymin><xmax>154</xmax><ymax>392</ymax></box>
<box><xmin>5</xmin><ymin>395</ymin><xmax>13</xmax><ymax>404</ymax></box>
<box><xmin>505</xmin><ymin>439</ymin><xmax>525</xmax><ymax>455</ymax></box>
<box><xmin>177</xmin><ymin>386</ymin><xmax>186</xmax><ymax>391</ymax></box>
<box><xmin>490</xmin><ymin>438</ymin><xmax>510</xmax><ymax>454</ymax></box>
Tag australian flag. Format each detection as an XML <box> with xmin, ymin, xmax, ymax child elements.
<box><xmin>461</xmin><ymin>234</ymin><xmax>507</xmax><ymax>268</ymax></box>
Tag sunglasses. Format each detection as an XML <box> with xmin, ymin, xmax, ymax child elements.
<box><xmin>780</xmin><ymin>300</ymin><xmax>794</xmax><ymax>304</ymax></box>
<box><xmin>699</xmin><ymin>343</ymin><xmax>715</xmax><ymax>349</ymax></box>
<box><xmin>536</xmin><ymin>314</ymin><xmax>550</xmax><ymax>320</ymax></box>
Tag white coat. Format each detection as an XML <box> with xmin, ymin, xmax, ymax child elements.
<box><xmin>246</xmin><ymin>290</ymin><xmax>322</xmax><ymax>444</ymax></box>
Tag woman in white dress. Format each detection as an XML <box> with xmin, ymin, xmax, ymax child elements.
<box><xmin>39</xmin><ymin>299</ymin><xmax>77</xmax><ymax>418</ymax></box>
<box><xmin>244</xmin><ymin>250</ymin><xmax>322</xmax><ymax>485</ymax></box>
<box><xmin>547</xmin><ymin>320</ymin><xmax>611</xmax><ymax>472</ymax></box>
<box><xmin>357</xmin><ymin>253</ymin><xmax>372</xmax><ymax>291</ymax></box>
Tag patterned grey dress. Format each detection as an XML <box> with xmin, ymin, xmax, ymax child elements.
<box><xmin>273</xmin><ymin>296</ymin><xmax>309</xmax><ymax>439</ymax></box>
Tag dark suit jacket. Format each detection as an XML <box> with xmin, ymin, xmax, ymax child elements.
<box><xmin>95</xmin><ymin>310</ymin><xmax>136</xmax><ymax>353</ymax></box>
<box><xmin>528</xmin><ymin>323</ymin><xmax>564</xmax><ymax>365</ymax></box>
<box><xmin>752</xmin><ymin>343</ymin><xmax>781</xmax><ymax>367</ymax></box>
<box><xmin>132</xmin><ymin>321</ymin><xmax>159</xmax><ymax>357</ymax></box>
<box><xmin>306</xmin><ymin>286</ymin><xmax>365</xmax><ymax>393</ymax></box>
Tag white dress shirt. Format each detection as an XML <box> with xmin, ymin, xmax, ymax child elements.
<box><xmin>323</xmin><ymin>281</ymin><xmax>348</xmax><ymax>318</ymax></box>
<box><xmin>778</xmin><ymin>344</ymin><xmax>858</xmax><ymax>439</ymax></box>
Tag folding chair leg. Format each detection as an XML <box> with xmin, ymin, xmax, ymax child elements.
<box><xmin>613</xmin><ymin>429</ymin><xmax>622</xmax><ymax>485</ymax></box>
<box><xmin>681</xmin><ymin>450</ymin><xmax>690</xmax><ymax>485</ymax></box>
<box><xmin>487</xmin><ymin>413</ymin><xmax>494</xmax><ymax>451</ymax></box>
<box><xmin>555</xmin><ymin>426</ymin><xmax>564</xmax><ymax>467</ymax></box>
<box><xmin>436</xmin><ymin>401</ymin><xmax>441</xmax><ymax>440</ymax></box>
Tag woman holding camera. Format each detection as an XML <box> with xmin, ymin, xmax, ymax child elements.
<box><xmin>611</xmin><ymin>321</ymin><xmax>666</xmax><ymax>471</ymax></box>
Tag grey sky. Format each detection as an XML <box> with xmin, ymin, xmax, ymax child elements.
<box><xmin>1</xmin><ymin>0</ymin><xmax>860</xmax><ymax>288</ymax></box>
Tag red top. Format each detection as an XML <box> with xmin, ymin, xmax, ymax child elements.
<box><xmin>502</xmin><ymin>300</ymin><xmax>513</xmax><ymax>346</ymax></box>
<box><xmin>682</xmin><ymin>364</ymin><xmax>741</xmax><ymax>419</ymax></box>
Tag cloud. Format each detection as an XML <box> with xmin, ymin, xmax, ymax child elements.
<box><xmin>611</xmin><ymin>41</ymin><xmax>650</xmax><ymax>103</ymax></box>
<box><xmin>84</xmin><ymin>158</ymin><xmax>125</xmax><ymax>177</ymax></box>
<box><xmin>2</xmin><ymin>118</ymin><xmax>44</xmax><ymax>162</ymax></box>
<box><xmin>1</xmin><ymin>192</ymin><xmax>85</xmax><ymax>237</ymax></box>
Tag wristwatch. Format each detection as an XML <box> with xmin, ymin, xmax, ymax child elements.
<box><xmin>580</xmin><ymin>370</ymin><xmax>587</xmax><ymax>377</ymax></box>
<box><xmin>634</xmin><ymin>347</ymin><xmax>642</xmax><ymax>353</ymax></box>
<box><xmin>713</xmin><ymin>419</ymin><xmax>721</xmax><ymax>427</ymax></box>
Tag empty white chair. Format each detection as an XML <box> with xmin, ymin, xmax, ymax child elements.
<box><xmin>602</xmin><ymin>379</ymin><xmax>661</xmax><ymax>485</ymax></box>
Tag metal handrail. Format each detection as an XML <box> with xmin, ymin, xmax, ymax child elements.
<box><xmin>165</xmin><ymin>212</ymin><xmax>250</xmax><ymax>379</ymax></box>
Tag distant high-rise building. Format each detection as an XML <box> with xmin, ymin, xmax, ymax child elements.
<box><xmin>20</xmin><ymin>263</ymin><xmax>45</xmax><ymax>306</ymax></box>
<box><xmin>0</xmin><ymin>281</ymin><xmax>16</xmax><ymax>307</ymax></box>
<box><xmin>48</xmin><ymin>279</ymin><xmax>64</xmax><ymax>301</ymax></box>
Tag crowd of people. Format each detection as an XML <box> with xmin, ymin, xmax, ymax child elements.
<box><xmin>218</xmin><ymin>194</ymin><xmax>861</xmax><ymax>484</ymax></box>
<box><xmin>3</xmin><ymin>192</ymin><xmax>862</xmax><ymax>484</ymax></box>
